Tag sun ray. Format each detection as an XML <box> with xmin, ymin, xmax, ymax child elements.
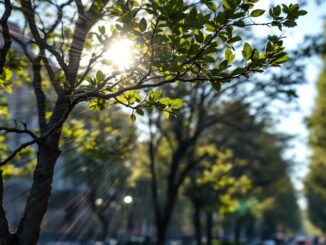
<box><xmin>105</xmin><ymin>39</ymin><xmax>134</xmax><ymax>70</ymax></box>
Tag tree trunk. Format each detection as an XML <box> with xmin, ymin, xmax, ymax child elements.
<box><xmin>15</xmin><ymin>132</ymin><xmax>61</xmax><ymax>245</ymax></box>
<box><xmin>156</xmin><ymin>221</ymin><xmax>169</xmax><ymax>245</ymax></box>
<box><xmin>156</xmin><ymin>192</ymin><xmax>178</xmax><ymax>245</ymax></box>
<box><xmin>13</xmin><ymin>99</ymin><xmax>70</xmax><ymax>245</ymax></box>
<box><xmin>193</xmin><ymin>201</ymin><xmax>202</xmax><ymax>245</ymax></box>
<box><xmin>234</xmin><ymin>218</ymin><xmax>242</xmax><ymax>245</ymax></box>
<box><xmin>0</xmin><ymin>171</ymin><xmax>17</xmax><ymax>244</ymax></box>
<box><xmin>206</xmin><ymin>211</ymin><xmax>213</xmax><ymax>245</ymax></box>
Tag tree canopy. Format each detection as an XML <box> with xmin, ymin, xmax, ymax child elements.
<box><xmin>305</xmin><ymin>24</ymin><xmax>326</xmax><ymax>232</ymax></box>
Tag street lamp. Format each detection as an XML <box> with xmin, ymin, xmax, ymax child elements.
<box><xmin>123</xmin><ymin>195</ymin><xmax>133</xmax><ymax>204</ymax></box>
<box><xmin>95</xmin><ymin>198</ymin><xmax>103</xmax><ymax>206</ymax></box>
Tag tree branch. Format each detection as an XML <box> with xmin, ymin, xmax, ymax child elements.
<box><xmin>176</xmin><ymin>153</ymin><xmax>209</xmax><ymax>189</ymax></box>
<box><xmin>68</xmin><ymin>75</ymin><xmax>182</xmax><ymax>102</ymax></box>
<box><xmin>32</xmin><ymin>56</ymin><xmax>48</xmax><ymax>132</ymax></box>
<box><xmin>19</xmin><ymin>0</ymin><xmax>69</xmax><ymax>78</ymax></box>
<box><xmin>67</xmin><ymin>0</ymin><xmax>109</xmax><ymax>83</ymax></box>
<box><xmin>0</xmin><ymin>101</ymin><xmax>73</xmax><ymax>167</ymax></box>
<box><xmin>0</xmin><ymin>124</ymin><xmax>37</xmax><ymax>139</ymax></box>
<box><xmin>74</xmin><ymin>0</ymin><xmax>84</xmax><ymax>15</ymax></box>
<box><xmin>0</xmin><ymin>0</ymin><xmax>12</xmax><ymax>74</ymax></box>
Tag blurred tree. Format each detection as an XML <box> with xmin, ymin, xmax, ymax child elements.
<box><xmin>185</xmin><ymin>149</ymin><xmax>251</xmax><ymax>245</ymax></box>
<box><xmin>0</xmin><ymin>0</ymin><xmax>306</xmax><ymax>244</ymax></box>
<box><xmin>305</xmin><ymin>24</ymin><xmax>326</xmax><ymax>232</ymax></box>
<box><xmin>138</xmin><ymin>77</ymin><xmax>301</xmax><ymax>245</ymax></box>
<box><xmin>60</xmin><ymin>108</ymin><xmax>137</xmax><ymax>240</ymax></box>
<box><xmin>216</xmin><ymin>102</ymin><xmax>301</xmax><ymax>242</ymax></box>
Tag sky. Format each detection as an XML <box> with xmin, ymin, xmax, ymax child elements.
<box><xmin>255</xmin><ymin>0</ymin><xmax>325</xmax><ymax>208</ymax></box>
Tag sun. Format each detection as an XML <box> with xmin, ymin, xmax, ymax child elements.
<box><xmin>105</xmin><ymin>39</ymin><xmax>134</xmax><ymax>70</ymax></box>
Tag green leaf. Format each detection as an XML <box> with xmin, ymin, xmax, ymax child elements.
<box><xmin>298</xmin><ymin>10</ymin><xmax>307</xmax><ymax>16</ymax></box>
<box><xmin>170</xmin><ymin>99</ymin><xmax>184</xmax><ymax>109</ymax></box>
<box><xmin>251</xmin><ymin>49</ymin><xmax>259</xmax><ymax>61</ymax></box>
<box><xmin>98</xmin><ymin>25</ymin><xmax>105</xmax><ymax>35</ymax></box>
<box><xmin>219</xmin><ymin>60</ymin><xmax>229</xmax><ymax>70</ymax></box>
<box><xmin>149</xmin><ymin>89</ymin><xmax>162</xmax><ymax>102</ymax></box>
<box><xmin>163</xmin><ymin>111</ymin><xmax>170</xmax><ymax>119</ymax></box>
<box><xmin>136</xmin><ymin>108</ymin><xmax>144</xmax><ymax>116</ymax></box>
<box><xmin>250</xmin><ymin>9</ymin><xmax>265</xmax><ymax>17</ymax></box>
<box><xmin>233</xmin><ymin>20</ymin><xmax>245</xmax><ymax>27</ymax></box>
<box><xmin>225</xmin><ymin>48</ymin><xmax>235</xmax><ymax>64</ymax></box>
<box><xmin>131</xmin><ymin>0</ymin><xmax>139</xmax><ymax>7</ymax></box>
<box><xmin>117</xmin><ymin>96</ymin><xmax>128</xmax><ymax>104</ymax></box>
<box><xmin>88</xmin><ymin>98</ymin><xmax>108</xmax><ymax>111</ymax></box>
<box><xmin>206</xmin><ymin>2</ymin><xmax>217</xmax><ymax>12</ymax></box>
<box><xmin>232</xmin><ymin>67</ymin><xmax>247</xmax><ymax>76</ymax></box>
<box><xmin>228</xmin><ymin>36</ymin><xmax>241</xmax><ymax>44</ymax></box>
<box><xmin>130</xmin><ymin>113</ymin><xmax>136</xmax><ymax>122</ymax></box>
<box><xmin>85</xmin><ymin>76</ymin><xmax>93</xmax><ymax>83</ymax></box>
<box><xmin>223</xmin><ymin>0</ymin><xmax>231</xmax><ymax>10</ymax></box>
<box><xmin>159</xmin><ymin>97</ymin><xmax>171</xmax><ymax>105</ymax></box>
<box><xmin>139</xmin><ymin>18</ymin><xmax>147</xmax><ymax>32</ymax></box>
<box><xmin>194</xmin><ymin>30</ymin><xmax>204</xmax><ymax>43</ymax></box>
<box><xmin>242</xmin><ymin>42</ymin><xmax>252</xmax><ymax>60</ymax></box>
<box><xmin>273</xmin><ymin>6</ymin><xmax>281</xmax><ymax>16</ymax></box>
<box><xmin>205</xmin><ymin>23</ymin><xmax>216</xmax><ymax>32</ymax></box>
<box><xmin>96</xmin><ymin>70</ymin><xmax>105</xmax><ymax>82</ymax></box>
<box><xmin>0</xmin><ymin>68</ymin><xmax>13</xmax><ymax>94</ymax></box>
<box><xmin>211</xmin><ymin>81</ymin><xmax>221</xmax><ymax>91</ymax></box>
<box><xmin>274</xmin><ymin>55</ymin><xmax>290</xmax><ymax>64</ymax></box>
<box><xmin>189</xmin><ymin>8</ymin><xmax>197</xmax><ymax>20</ymax></box>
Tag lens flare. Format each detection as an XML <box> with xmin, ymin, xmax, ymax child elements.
<box><xmin>105</xmin><ymin>39</ymin><xmax>134</xmax><ymax>70</ymax></box>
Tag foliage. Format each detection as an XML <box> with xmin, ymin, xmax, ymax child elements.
<box><xmin>185</xmin><ymin>145</ymin><xmax>251</xmax><ymax>215</ymax></box>
<box><xmin>61</xmin><ymin>107</ymin><xmax>136</xmax><ymax>188</ymax></box>
<box><xmin>79</xmin><ymin>0</ymin><xmax>306</xmax><ymax>120</ymax></box>
<box><xmin>305</xmin><ymin>25</ymin><xmax>326</xmax><ymax>231</ymax></box>
<box><xmin>215</xmin><ymin>102</ymin><xmax>301</xmax><ymax>236</ymax></box>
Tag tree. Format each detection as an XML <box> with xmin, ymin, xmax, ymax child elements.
<box><xmin>185</xmin><ymin>149</ymin><xmax>251</xmax><ymax>245</ymax></box>
<box><xmin>215</xmin><ymin>102</ymin><xmax>301</xmax><ymax>242</ymax></box>
<box><xmin>59</xmin><ymin>108</ymin><xmax>137</xmax><ymax>240</ymax></box>
<box><xmin>141</xmin><ymin>73</ymin><xmax>302</xmax><ymax>245</ymax></box>
<box><xmin>0</xmin><ymin>0</ymin><xmax>306</xmax><ymax>244</ymax></box>
<box><xmin>305</xmin><ymin>24</ymin><xmax>326</xmax><ymax>232</ymax></box>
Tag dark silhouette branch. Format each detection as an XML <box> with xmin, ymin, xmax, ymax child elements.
<box><xmin>32</xmin><ymin>56</ymin><xmax>48</xmax><ymax>132</ymax></box>
<box><xmin>0</xmin><ymin>125</ymin><xmax>37</xmax><ymax>139</ymax></box>
<box><xmin>0</xmin><ymin>102</ymin><xmax>74</xmax><ymax>166</ymax></box>
<box><xmin>0</xmin><ymin>0</ymin><xmax>12</xmax><ymax>74</ymax></box>
<box><xmin>19</xmin><ymin>0</ymin><xmax>69</xmax><ymax>79</ymax></box>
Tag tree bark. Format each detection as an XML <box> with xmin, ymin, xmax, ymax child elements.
<box><xmin>0</xmin><ymin>171</ymin><xmax>17</xmax><ymax>245</ymax></box>
<box><xmin>13</xmin><ymin>99</ymin><xmax>70</xmax><ymax>245</ymax></box>
<box><xmin>15</xmin><ymin>132</ymin><xmax>61</xmax><ymax>245</ymax></box>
